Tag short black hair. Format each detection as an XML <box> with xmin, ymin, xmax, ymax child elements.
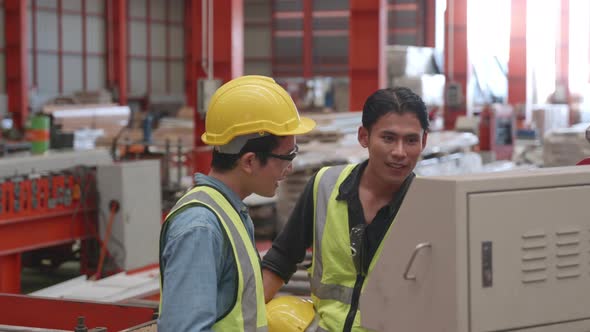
<box><xmin>211</xmin><ymin>134</ymin><xmax>281</xmax><ymax>172</ymax></box>
<box><xmin>362</xmin><ymin>87</ymin><xmax>429</xmax><ymax>132</ymax></box>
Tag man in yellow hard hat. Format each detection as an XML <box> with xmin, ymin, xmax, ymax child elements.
<box><xmin>262</xmin><ymin>87</ymin><xmax>429</xmax><ymax>331</ymax></box>
<box><xmin>158</xmin><ymin>75</ymin><xmax>315</xmax><ymax>331</ymax></box>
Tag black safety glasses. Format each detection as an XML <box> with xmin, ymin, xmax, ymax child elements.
<box><xmin>265</xmin><ymin>144</ymin><xmax>299</xmax><ymax>161</ymax></box>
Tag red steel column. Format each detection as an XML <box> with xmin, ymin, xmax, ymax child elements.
<box><xmin>184</xmin><ymin>0</ymin><xmax>207</xmax><ymax>173</ymax></box>
<box><xmin>213</xmin><ymin>0</ymin><xmax>244</xmax><ymax>82</ymax></box>
<box><xmin>424</xmin><ymin>0</ymin><xmax>436</xmax><ymax>47</ymax></box>
<box><xmin>508</xmin><ymin>0</ymin><xmax>527</xmax><ymax>106</ymax></box>
<box><xmin>107</xmin><ymin>0</ymin><xmax>128</xmax><ymax>105</ymax></box>
<box><xmin>4</xmin><ymin>0</ymin><xmax>28</xmax><ymax>131</ymax></box>
<box><xmin>0</xmin><ymin>254</ymin><xmax>21</xmax><ymax>293</ymax></box>
<box><xmin>349</xmin><ymin>0</ymin><xmax>387</xmax><ymax>112</ymax></box>
<box><xmin>443</xmin><ymin>0</ymin><xmax>468</xmax><ymax>130</ymax></box>
<box><xmin>4</xmin><ymin>0</ymin><xmax>29</xmax><ymax>129</ymax></box>
<box><xmin>303</xmin><ymin>0</ymin><xmax>313</xmax><ymax>78</ymax></box>
<box><xmin>185</xmin><ymin>0</ymin><xmax>243</xmax><ymax>174</ymax></box>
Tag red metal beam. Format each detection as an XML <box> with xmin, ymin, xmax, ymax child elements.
<box><xmin>0</xmin><ymin>254</ymin><xmax>20</xmax><ymax>293</ymax></box>
<box><xmin>0</xmin><ymin>294</ymin><xmax>154</xmax><ymax>331</ymax></box>
<box><xmin>213</xmin><ymin>0</ymin><xmax>244</xmax><ymax>83</ymax></box>
<box><xmin>0</xmin><ymin>211</ymin><xmax>94</xmax><ymax>257</ymax></box>
<box><xmin>443</xmin><ymin>0</ymin><xmax>468</xmax><ymax>130</ymax></box>
<box><xmin>113</xmin><ymin>0</ymin><xmax>128</xmax><ymax>105</ymax></box>
<box><xmin>349</xmin><ymin>0</ymin><xmax>387</xmax><ymax>112</ymax></box>
<box><xmin>508</xmin><ymin>0</ymin><xmax>527</xmax><ymax>105</ymax></box>
<box><xmin>32</xmin><ymin>0</ymin><xmax>38</xmax><ymax>88</ymax></box>
<box><xmin>0</xmin><ymin>211</ymin><xmax>94</xmax><ymax>293</ymax></box>
<box><xmin>4</xmin><ymin>0</ymin><xmax>28</xmax><ymax>131</ymax></box>
<box><xmin>303</xmin><ymin>0</ymin><xmax>313</xmax><ymax>78</ymax></box>
<box><xmin>424</xmin><ymin>0</ymin><xmax>436</xmax><ymax>47</ymax></box>
<box><xmin>184</xmin><ymin>0</ymin><xmax>243</xmax><ymax>174</ymax></box>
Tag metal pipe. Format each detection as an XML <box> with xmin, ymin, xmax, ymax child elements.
<box><xmin>201</xmin><ymin>0</ymin><xmax>208</xmax><ymax>74</ymax></box>
<box><xmin>207</xmin><ymin>0</ymin><xmax>214</xmax><ymax>80</ymax></box>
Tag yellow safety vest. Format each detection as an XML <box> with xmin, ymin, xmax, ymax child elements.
<box><xmin>159</xmin><ymin>185</ymin><xmax>268</xmax><ymax>332</ymax></box>
<box><xmin>310</xmin><ymin>164</ymin><xmax>397</xmax><ymax>332</ymax></box>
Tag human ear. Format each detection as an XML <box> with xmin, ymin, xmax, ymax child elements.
<box><xmin>358</xmin><ymin>126</ymin><xmax>369</xmax><ymax>148</ymax></box>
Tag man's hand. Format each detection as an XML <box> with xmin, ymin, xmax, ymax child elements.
<box><xmin>262</xmin><ymin>268</ymin><xmax>285</xmax><ymax>303</ymax></box>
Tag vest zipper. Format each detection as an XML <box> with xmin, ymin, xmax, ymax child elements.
<box><xmin>343</xmin><ymin>274</ymin><xmax>365</xmax><ymax>332</ymax></box>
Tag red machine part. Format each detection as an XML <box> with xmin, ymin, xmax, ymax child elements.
<box><xmin>0</xmin><ymin>169</ymin><xmax>97</xmax><ymax>293</ymax></box>
<box><xmin>0</xmin><ymin>294</ymin><xmax>154</xmax><ymax>331</ymax></box>
<box><xmin>478</xmin><ymin>104</ymin><xmax>516</xmax><ymax>160</ymax></box>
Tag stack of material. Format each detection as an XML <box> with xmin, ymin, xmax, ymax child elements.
<box><xmin>387</xmin><ymin>45</ymin><xmax>438</xmax><ymax>78</ymax></box>
<box><xmin>30</xmin><ymin>267</ymin><xmax>160</xmax><ymax>304</ymax></box>
<box><xmin>532</xmin><ymin>104</ymin><xmax>570</xmax><ymax>139</ymax></box>
<box><xmin>72</xmin><ymin>90</ymin><xmax>113</xmax><ymax>104</ymax></box>
<box><xmin>333</xmin><ymin>78</ymin><xmax>350</xmax><ymax>112</ymax></box>
<box><xmin>386</xmin><ymin>45</ymin><xmax>445</xmax><ymax>106</ymax></box>
<box><xmin>543</xmin><ymin>123</ymin><xmax>590</xmax><ymax>166</ymax></box>
<box><xmin>44</xmin><ymin>104</ymin><xmax>130</xmax><ymax>149</ymax></box>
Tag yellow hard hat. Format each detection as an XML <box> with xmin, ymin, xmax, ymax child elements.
<box><xmin>201</xmin><ymin>75</ymin><xmax>316</xmax><ymax>146</ymax></box>
<box><xmin>266</xmin><ymin>296</ymin><xmax>316</xmax><ymax>332</ymax></box>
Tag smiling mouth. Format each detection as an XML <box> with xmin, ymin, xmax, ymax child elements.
<box><xmin>386</xmin><ymin>163</ymin><xmax>406</xmax><ymax>169</ymax></box>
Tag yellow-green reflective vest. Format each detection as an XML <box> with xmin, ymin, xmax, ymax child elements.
<box><xmin>310</xmin><ymin>164</ymin><xmax>398</xmax><ymax>332</ymax></box>
<box><xmin>159</xmin><ymin>185</ymin><xmax>268</xmax><ymax>332</ymax></box>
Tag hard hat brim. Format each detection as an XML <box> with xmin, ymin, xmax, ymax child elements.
<box><xmin>202</xmin><ymin>116</ymin><xmax>316</xmax><ymax>146</ymax></box>
<box><xmin>285</xmin><ymin>116</ymin><xmax>316</xmax><ymax>136</ymax></box>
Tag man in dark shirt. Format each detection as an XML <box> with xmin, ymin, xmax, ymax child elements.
<box><xmin>262</xmin><ymin>87</ymin><xmax>430</xmax><ymax>332</ymax></box>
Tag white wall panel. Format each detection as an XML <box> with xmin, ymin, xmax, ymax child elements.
<box><xmin>129</xmin><ymin>0</ymin><xmax>146</xmax><ymax>17</ymax></box>
<box><xmin>150</xmin><ymin>61</ymin><xmax>166</xmax><ymax>93</ymax></box>
<box><xmin>62</xmin><ymin>56</ymin><xmax>83</xmax><ymax>93</ymax></box>
<box><xmin>246</xmin><ymin>28</ymin><xmax>271</xmax><ymax>57</ymax></box>
<box><xmin>37</xmin><ymin>0</ymin><xmax>57</xmax><ymax>9</ymax></box>
<box><xmin>150</xmin><ymin>0</ymin><xmax>166</xmax><ymax>20</ymax></box>
<box><xmin>30</xmin><ymin>1</ymin><xmax>108</xmax><ymax>95</ymax></box>
<box><xmin>87</xmin><ymin>16</ymin><xmax>105</xmax><ymax>53</ymax></box>
<box><xmin>86</xmin><ymin>0</ymin><xmax>105</xmax><ymax>13</ymax></box>
<box><xmin>170</xmin><ymin>62</ymin><xmax>184</xmax><ymax>93</ymax></box>
<box><xmin>38</xmin><ymin>55</ymin><xmax>59</xmax><ymax>93</ymax></box>
<box><xmin>151</xmin><ymin>24</ymin><xmax>166</xmax><ymax>57</ymax></box>
<box><xmin>130</xmin><ymin>21</ymin><xmax>147</xmax><ymax>55</ymax></box>
<box><xmin>62</xmin><ymin>15</ymin><xmax>82</xmax><ymax>52</ymax></box>
<box><xmin>130</xmin><ymin>59</ymin><xmax>147</xmax><ymax>95</ymax></box>
<box><xmin>244</xmin><ymin>62</ymin><xmax>272</xmax><ymax>76</ymax></box>
<box><xmin>28</xmin><ymin>54</ymin><xmax>33</xmax><ymax>90</ymax></box>
<box><xmin>169</xmin><ymin>26</ymin><xmax>183</xmax><ymax>57</ymax></box>
<box><xmin>86</xmin><ymin>57</ymin><xmax>106</xmax><ymax>91</ymax></box>
<box><xmin>62</xmin><ymin>0</ymin><xmax>81</xmax><ymax>11</ymax></box>
<box><xmin>37</xmin><ymin>11</ymin><xmax>58</xmax><ymax>50</ymax></box>
<box><xmin>170</xmin><ymin>1</ymin><xmax>183</xmax><ymax>21</ymax></box>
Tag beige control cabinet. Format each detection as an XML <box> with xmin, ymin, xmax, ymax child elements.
<box><xmin>361</xmin><ymin>166</ymin><xmax>590</xmax><ymax>332</ymax></box>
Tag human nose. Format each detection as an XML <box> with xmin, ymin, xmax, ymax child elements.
<box><xmin>391</xmin><ymin>140</ymin><xmax>406</xmax><ymax>159</ymax></box>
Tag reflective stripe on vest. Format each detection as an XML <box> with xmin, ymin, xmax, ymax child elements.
<box><xmin>159</xmin><ymin>186</ymin><xmax>268</xmax><ymax>332</ymax></box>
<box><xmin>311</xmin><ymin>164</ymin><xmax>356</xmax><ymax>305</ymax></box>
<box><xmin>310</xmin><ymin>164</ymin><xmax>396</xmax><ymax>332</ymax></box>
